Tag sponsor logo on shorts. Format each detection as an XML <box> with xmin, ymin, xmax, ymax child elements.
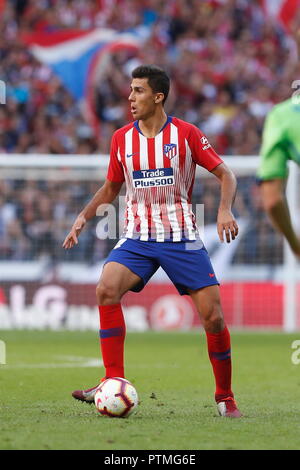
<box><xmin>132</xmin><ymin>168</ymin><xmax>174</xmax><ymax>188</ymax></box>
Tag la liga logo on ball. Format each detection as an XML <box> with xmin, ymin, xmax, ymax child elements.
<box><xmin>94</xmin><ymin>377</ymin><xmax>139</xmax><ymax>418</ymax></box>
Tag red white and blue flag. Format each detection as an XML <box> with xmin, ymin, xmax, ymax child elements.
<box><xmin>260</xmin><ymin>0</ymin><xmax>299</xmax><ymax>33</ymax></box>
<box><xmin>22</xmin><ymin>29</ymin><xmax>146</xmax><ymax>133</ymax></box>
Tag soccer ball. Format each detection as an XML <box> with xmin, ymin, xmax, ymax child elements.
<box><xmin>94</xmin><ymin>377</ymin><xmax>138</xmax><ymax>418</ymax></box>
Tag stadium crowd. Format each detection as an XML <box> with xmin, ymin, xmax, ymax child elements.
<box><xmin>0</xmin><ymin>0</ymin><xmax>293</xmax><ymax>263</ymax></box>
<box><xmin>1</xmin><ymin>0</ymin><xmax>298</xmax><ymax>155</ymax></box>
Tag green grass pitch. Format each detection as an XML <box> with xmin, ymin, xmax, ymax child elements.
<box><xmin>0</xmin><ymin>329</ymin><xmax>300</xmax><ymax>450</ymax></box>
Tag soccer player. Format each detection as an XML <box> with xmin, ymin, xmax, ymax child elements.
<box><xmin>257</xmin><ymin>96</ymin><xmax>300</xmax><ymax>258</ymax></box>
<box><xmin>63</xmin><ymin>65</ymin><xmax>241</xmax><ymax>418</ymax></box>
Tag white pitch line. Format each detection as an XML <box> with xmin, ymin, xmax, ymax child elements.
<box><xmin>2</xmin><ymin>356</ymin><xmax>103</xmax><ymax>369</ymax></box>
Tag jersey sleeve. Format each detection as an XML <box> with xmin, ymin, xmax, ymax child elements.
<box><xmin>257</xmin><ymin>107</ymin><xmax>288</xmax><ymax>181</ymax></box>
<box><xmin>106</xmin><ymin>132</ymin><xmax>125</xmax><ymax>183</ymax></box>
<box><xmin>187</xmin><ymin>125</ymin><xmax>223</xmax><ymax>171</ymax></box>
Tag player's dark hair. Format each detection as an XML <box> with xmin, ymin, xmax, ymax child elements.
<box><xmin>131</xmin><ymin>65</ymin><xmax>170</xmax><ymax>104</ymax></box>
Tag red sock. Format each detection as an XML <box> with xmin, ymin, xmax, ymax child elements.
<box><xmin>99</xmin><ymin>304</ymin><xmax>126</xmax><ymax>378</ymax></box>
<box><xmin>205</xmin><ymin>325</ymin><xmax>233</xmax><ymax>402</ymax></box>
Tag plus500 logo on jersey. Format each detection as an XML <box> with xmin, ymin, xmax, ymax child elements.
<box><xmin>132</xmin><ymin>168</ymin><xmax>174</xmax><ymax>188</ymax></box>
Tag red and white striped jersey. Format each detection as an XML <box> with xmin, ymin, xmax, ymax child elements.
<box><xmin>107</xmin><ymin>116</ymin><xmax>223</xmax><ymax>242</ymax></box>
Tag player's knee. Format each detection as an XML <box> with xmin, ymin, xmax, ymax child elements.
<box><xmin>202</xmin><ymin>302</ymin><xmax>224</xmax><ymax>333</ymax></box>
<box><xmin>96</xmin><ymin>282</ymin><xmax>121</xmax><ymax>305</ymax></box>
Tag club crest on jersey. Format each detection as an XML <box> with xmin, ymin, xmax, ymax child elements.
<box><xmin>163</xmin><ymin>143</ymin><xmax>177</xmax><ymax>160</ymax></box>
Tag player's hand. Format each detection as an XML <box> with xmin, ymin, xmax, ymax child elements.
<box><xmin>217</xmin><ymin>209</ymin><xmax>239</xmax><ymax>243</ymax></box>
<box><xmin>62</xmin><ymin>214</ymin><xmax>87</xmax><ymax>249</ymax></box>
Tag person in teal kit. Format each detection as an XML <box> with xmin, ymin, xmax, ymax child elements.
<box><xmin>257</xmin><ymin>97</ymin><xmax>300</xmax><ymax>258</ymax></box>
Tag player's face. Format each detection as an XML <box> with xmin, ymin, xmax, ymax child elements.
<box><xmin>128</xmin><ymin>78</ymin><xmax>163</xmax><ymax>120</ymax></box>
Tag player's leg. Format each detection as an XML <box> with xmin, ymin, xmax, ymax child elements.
<box><xmin>188</xmin><ymin>285</ymin><xmax>230</xmax><ymax>397</ymax></box>
<box><xmin>72</xmin><ymin>262</ymin><xmax>142</xmax><ymax>403</ymax></box>
<box><xmin>72</xmin><ymin>239</ymin><xmax>159</xmax><ymax>403</ymax></box>
<box><xmin>188</xmin><ymin>284</ymin><xmax>224</xmax><ymax>332</ymax></box>
<box><xmin>96</xmin><ymin>261</ymin><xmax>142</xmax><ymax>380</ymax></box>
<box><xmin>159</xmin><ymin>240</ymin><xmax>241</xmax><ymax>417</ymax></box>
<box><xmin>188</xmin><ymin>285</ymin><xmax>241</xmax><ymax>417</ymax></box>
<box><xmin>96</xmin><ymin>260</ymin><xmax>143</xmax><ymax>304</ymax></box>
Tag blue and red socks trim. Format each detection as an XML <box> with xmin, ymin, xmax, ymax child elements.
<box><xmin>99</xmin><ymin>304</ymin><xmax>126</xmax><ymax>378</ymax></box>
<box><xmin>205</xmin><ymin>325</ymin><xmax>234</xmax><ymax>402</ymax></box>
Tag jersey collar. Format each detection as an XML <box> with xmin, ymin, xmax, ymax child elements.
<box><xmin>134</xmin><ymin>115</ymin><xmax>172</xmax><ymax>137</ymax></box>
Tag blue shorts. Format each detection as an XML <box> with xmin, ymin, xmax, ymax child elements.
<box><xmin>104</xmin><ymin>238</ymin><xmax>219</xmax><ymax>296</ymax></box>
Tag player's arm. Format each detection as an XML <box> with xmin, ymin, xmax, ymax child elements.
<box><xmin>62</xmin><ymin>179</ymin><xmax>123</xmax><ymax>249</ymax></box>
<box><xmin>63</xmin><ymin>131</ymin><xmax>125</xmax><ymax>250</ymax></box>
<box><xmin>258</xmin><ymin>104</ymin><xmax>300</xmax><ymax>257</ymax></box>
<box><xmin>210</xmin><ymin>163</ymin><xmax>239</xmax><ymax>243</ymax></box>
<box><xmin>187</xmin><ymin>124</ymin><xmax>238</xmax><ymax>243</ymax></box>
<box><xmin>260</xmin><ymin>179</ymin><xmax>300</xmax><ymax>257</ymax></box>
<box><xmin>62</xmin><ymin>179</ymin><xmax>123</xmax><ymax>250</ymax></box>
